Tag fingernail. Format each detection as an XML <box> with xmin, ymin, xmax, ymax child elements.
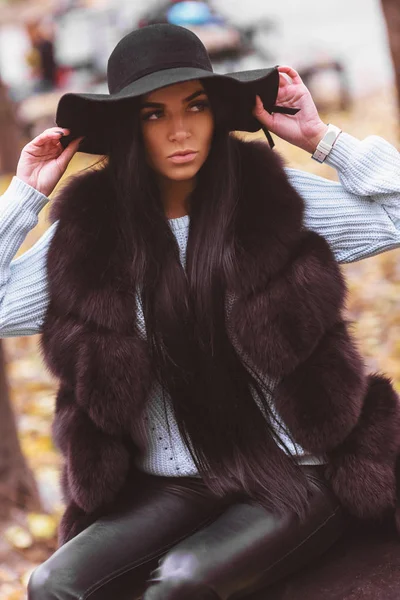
<box><xmin>56</xmin><ymin>130</ymin><xmax>64</xmax><ymax>136</ymax></box>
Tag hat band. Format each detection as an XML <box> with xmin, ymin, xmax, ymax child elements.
<box><xmin>112</xmin><ymin>60</ymin><xmax>214</xmax><ymax>93</ymax></box>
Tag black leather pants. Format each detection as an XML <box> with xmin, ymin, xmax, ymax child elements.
<box><xmin>27</xmin><ymin>465</ymin><xmax>344</xmax><ymax>600</ymax></box>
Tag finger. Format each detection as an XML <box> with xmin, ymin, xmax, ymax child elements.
<box><xmin>31</xmin><ymin>127</ymin><xmax>71</xmax><ymax>147</ymax></box>
<box><xmin>253</xmin><ymin>95</ymin><xmax>271</xmax><ymax>119</ymax></box>
<box><xmin>253</xmin><ymin>95</ymin><xmax>264</xmax><ymax>115</ymax></box>
<box><xmin>60</xmin><ymin>136</ymin><xmax>85</xmax><ymax>163</ymax></box>
<box><xmin>277</xmin><ymin>65</ymin><xmax>304</xmax><ymax>85</ymax></box>
<box><xmin>24</xmin><ymin>135</ymin><xmax>66</xmax><ymax>158</ymax></box>
<box><xmin>253</xmin><ymin>95</ymin><xmax>274</xmax><ymax>127</ymax></box>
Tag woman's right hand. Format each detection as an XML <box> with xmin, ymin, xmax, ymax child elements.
<box><xmin>16</xmin><ymin>127</ymin><xmax>84</xmax><ymax>197</ymax></box>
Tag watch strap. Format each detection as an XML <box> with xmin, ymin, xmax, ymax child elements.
<box><xmin>312</xmin><ymin>124</ymin><xmax>342</xmax><ymax>163</ymax></box>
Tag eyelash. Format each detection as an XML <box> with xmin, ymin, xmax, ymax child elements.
<box><xmin>141</xmin><ymin>100</ymin><xmax>210</xmax><ymax>121</ymax></box>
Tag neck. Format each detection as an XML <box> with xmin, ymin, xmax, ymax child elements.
<box><xmin>158</xmin><ymin>176</ymin><xmax>195</xmax><ymax>219</ymax></box>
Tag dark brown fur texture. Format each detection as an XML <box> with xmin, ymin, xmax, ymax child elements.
<box><xmin>39</xmin><ymin>137</ymin><xmax>400</xmax><ymax>546</ymax></box>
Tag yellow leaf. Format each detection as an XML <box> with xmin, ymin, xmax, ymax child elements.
<box><xmin>27</xmin><ymin>513</ymin><xmax>57</xmax><ymax>540</ymax></box>
<box><xmin>4</xmin><ymin>525</ymin><xmax>33</xmax><ymax>549</ymax></box>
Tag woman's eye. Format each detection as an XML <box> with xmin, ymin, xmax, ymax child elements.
<box><xmin>142</xmin><ymin>110</ymin><xmax>163</xmax><ymax>121</ymax></box>
<box><xmin>189</xmin><ymin>101</ymin><xmax>209</xmax><ymax>112</ymax></box>
<box><xmin>141</xmin><ymin>101</ymin><xmax>209</xmax><ymax>121</ymax></box>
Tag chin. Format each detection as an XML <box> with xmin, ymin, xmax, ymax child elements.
<box><xmin>166</xmin><ymin>165</ymin><xmax>200</xmax><ymax>181</ymax></box>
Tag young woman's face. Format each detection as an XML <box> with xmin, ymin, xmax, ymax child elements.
<box><xmin>139</xmin><ymin>79</ymin><xmax>214</xmax><ymax>183</ymax></box>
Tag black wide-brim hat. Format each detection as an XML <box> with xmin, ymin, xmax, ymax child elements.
<box><xmin>56</xmin><ymin>23</ymin><xmax>298</xmax><ymax>155</ymax></box>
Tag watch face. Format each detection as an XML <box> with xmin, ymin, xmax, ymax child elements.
<box><xmin>325</xmin><ymin>130</ymin><xmax>338</xmax><ymax>144</ymax></box>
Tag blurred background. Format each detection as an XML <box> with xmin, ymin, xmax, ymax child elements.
<box><xmin>0</xmin><ymin>0</ymin><xmax>399</xmax><ymax>596</ymax></box>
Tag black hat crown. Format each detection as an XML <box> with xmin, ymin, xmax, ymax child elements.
<box><xmin>107</xmin><ymin>24</ymin><xmax>213</xmax><ymax>94</ymax></box>
<box><xmin>56</xmin><ymin>23</ymin><xmax>299</xmax><ymax>155</ymax></box>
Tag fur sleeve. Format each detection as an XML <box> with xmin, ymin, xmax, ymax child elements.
<box><xmin>52</xmin><ymin>386</ymin><xmax>130</xmax><ymax>513</ymax></box>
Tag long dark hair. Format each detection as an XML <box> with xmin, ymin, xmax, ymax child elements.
<box><xmin>100</xmin><ymin>83</ymin><xmax>311</xmax><ymax>517</ymax></box>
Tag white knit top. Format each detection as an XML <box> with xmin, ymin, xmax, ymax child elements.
<box><xmin>1</xmin><ymin>132</ymin><xmax>400</xmax><ymax>477</ymax></box>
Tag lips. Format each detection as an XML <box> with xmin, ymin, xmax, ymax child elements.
<box><xmin>168</xmin><ymin>150</ymin><xmax>197</xmax><ymax>158</ymax></box>
<box><xmin>168</xmin><ymin>151</ymin><xmax>198</xmax><ymax>164</ymax></box>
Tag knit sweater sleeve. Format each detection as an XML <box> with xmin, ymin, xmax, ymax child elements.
<box><xmin>285</xmin><ymin>132</ymin><xmax>400</xmax><ymax>263</ymax></box>
<box><xmin>0</xmin><ymin>176</ymin><xmax>55</xmax><ymax>337</ymax></box>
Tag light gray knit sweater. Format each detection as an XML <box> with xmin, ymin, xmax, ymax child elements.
<box><xmin>1</xmin><ymin>132</ymin><xmax>400</xmax><ymax>477</ymax></box>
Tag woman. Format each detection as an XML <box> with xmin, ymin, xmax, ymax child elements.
<box><xmin>1</xmin><ymin>23</ymin><xmax>400</xmax><ymax>600</ymax></box>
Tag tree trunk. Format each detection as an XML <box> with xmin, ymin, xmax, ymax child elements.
<box><xmin>0</xmin><ymin>77</ymin><xmax>23</xmax><ymax>174</ymax></box>
<box><xmin>0</xmin><ymin>69</ymin><xmax>41</xmax><ymax>519</ymax></box>
<box><xmin>0</xmin><ymin>342</ymin><xmax>42</xmax><ymax>518</ymax></box>
<box><xmin>381</xmin><ymin>0</ymin><xmax>400</xmax><ymax>117</ymax></box>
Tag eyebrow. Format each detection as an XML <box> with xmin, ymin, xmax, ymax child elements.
<box><xmin>140</xmin><ymin>89</ymin><xmax>206</xmax><ymax>109</ymax></box>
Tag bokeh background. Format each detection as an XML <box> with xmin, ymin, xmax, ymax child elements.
<box><xmin>0</xmin><ymin>0</ymin><xmax>399</xmax><ymax>596</ymax></box>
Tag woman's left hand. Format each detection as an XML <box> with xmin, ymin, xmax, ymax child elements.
<box><xmin>252</xmin><ymin>66</ymin><xmax>329</xmax><ymax>154</ymax></box>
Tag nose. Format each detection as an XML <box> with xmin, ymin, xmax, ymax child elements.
<box><xmin>168</xmin><ymin>115</ymin><xmax>191</xmax><ymax>143</ymax></box>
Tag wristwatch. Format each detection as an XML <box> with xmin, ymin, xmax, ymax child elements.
<box><xmin>311</xmin><ymin>124</ymin><xmax>342</xmax><ymax>163</ymax></box>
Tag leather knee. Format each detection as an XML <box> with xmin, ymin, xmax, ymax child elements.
<box><xmin>28</xmin><ymin>563</ymin><xmax>72</xmax><ymax>600</ymax></box>
<box><xmin>143</xmin><ymin>550</ymin><xmax>221</xmax><ymax>600</ymax></box>
<box><xmin>143</xmin><ymin>578</ymin><xmax>220</xmax><ymax>600</ymax></box>
<box><xmin>28</xmin><ymin>564</ymin><xmax>52</xmax><ymax>600</ymax></box>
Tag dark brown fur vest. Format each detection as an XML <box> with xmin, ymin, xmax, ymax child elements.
<box><xmin>39</xmin><ymin>137</ymin><xmax>400</xmax><ymax>547</ymax></box>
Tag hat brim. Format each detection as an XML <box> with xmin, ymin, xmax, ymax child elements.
<box><xmin>56</xmin><ymin>66</ymin><xmax>279</xmax><ymax>155</ymax></box>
